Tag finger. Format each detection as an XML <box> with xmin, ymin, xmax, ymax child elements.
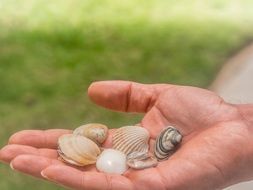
<box><xmin>10</xmin><ymin>155</ymin><xmax>63</xmax><ymax>178</ymax></box>
<box><xmin>102</xmin><ymin>129</ymin><xmax>115</xmax><ymax>148</ymax></box>
<box><xmin>0</xmin><ymin>144</ymin><xmax>58</xmax><ymax>163</ymax></box>
<box><xmin>8</xmin><ymin>129</ymin><xmax>72</xmax><ymax>148</ymax></box>
<box><xmin>88</xmin><ymin>80</ymin><xmax>171</xmax><ymax>113</ymax></box>
<box><xmin>42</xmin><ymin>165</ymin><xmax>134</xmax><ymax>190</ymax></box>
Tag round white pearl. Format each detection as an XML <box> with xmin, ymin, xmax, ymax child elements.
<box><xmin>96</xmin><ymin>149</ymin><xmax>128</xmax><ymax>174</ymax></box>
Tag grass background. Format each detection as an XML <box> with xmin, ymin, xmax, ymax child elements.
<box><xmin>0</xmin><ymin>0</ymin><xmax>253</xmax><ymax>189</ymax></box>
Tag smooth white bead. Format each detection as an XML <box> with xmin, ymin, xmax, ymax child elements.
<box><xmin>96</xmin><ymin>149</ymin><xmax>128</xmax><ymax>174</ymax></box>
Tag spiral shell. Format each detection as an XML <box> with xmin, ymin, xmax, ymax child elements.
<box><xmin>154</xmin><ymin>126</ymin><xmax>182</xmax><ymax>161</ymax></box>
<box><xmin>58</xmin><ymin>134</ymin><xmax>101</xmax><ymax>166</ymax></box>
<box><xmin>73</xmin><ymin>123</ymin><xmax>108</xmax><ymax>145</ymax></box>
<box><xmin>127</xmin><ymin>151</ymin><xmax>158</xmax><ymax>170</ymax></box>
<box><xmin>113</xmin><ymin>126</ymin><xmax>150</xmax><ymax>155</ymax></box>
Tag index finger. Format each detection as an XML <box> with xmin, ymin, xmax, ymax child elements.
<box><xmin>8</xmin><ymin>129</ymin><xmax>72</xmax><ymax>149</ymax></box>
<box><xmin>8</xmin><ymin>129</ymin><xmax>114</xmax><ymax>149</ymax></box>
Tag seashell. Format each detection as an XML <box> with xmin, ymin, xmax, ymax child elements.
<box><xmin>96</xmin><ymin>149</ymin><xmax>128</xmax><ymax>174</ymax></box>
<box><xmin>58</xmin><ymin>134</ymin><xmax>101</xmax><ymax>166</ymax></box>
<box><xmin>113</xmin><ymin>126</ymin><xmax>150</xmax><ymax>155</ymax></box>
<box><xmin>73</xmin><ymin>123</ymin><xmax>108</xmax><ymax>145</ymax></box>
<box><xmin>154</xmin><ymin>126</ymin><xmax>182</xmax><ymax>161</ymax></box>
<box><xmin>127</xmin><ymin>151</ymin><xmax>158</xmax><ymax>170</ymax></box>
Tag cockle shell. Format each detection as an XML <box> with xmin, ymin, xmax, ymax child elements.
<box><xmin>96</xmin><ymin>149</ymin><xmax>128</xmax><ymax>174</ymax></box>
<box><xmin>73</xmin><ymin>123</ymin><xmax>108</xmax><ymax>145</ymax></box>
<box><xmin>58</xmin><ymin>134</ymin><xmax>101</xmax><ymax>166</ymax></box>
<box><xmin>113</xmin><ymin>126</ymin><xmax>150</xmax><ymax>155</ymax></box>
<box><xmin>154</xmin><ymin>126</ymin><xmax>182</xmax><ymax>161</ymax></box>
<box><xmin>127</xmin><ymin>151</ymin><xmax>158</xmax><ymax>170</ymax></box>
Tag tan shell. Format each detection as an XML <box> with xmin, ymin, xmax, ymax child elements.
<box><xmin>73</xmin><ymin>123</ymin><xmax>108</xmax><ymax>145</ymax></box>
<box><xmin>58</xmin><ymin>134</ymin><xmax>101</xmax><ymax>166</ymax></box>
<box><xmin>113</xmin><ymin>126</ymin><xmax>150</xmax><ymax>155</ymax></box>
<box><xmin>127</xmin><ymin>151</ymin><xmax>158</xmax><ymax>170</ymax></box>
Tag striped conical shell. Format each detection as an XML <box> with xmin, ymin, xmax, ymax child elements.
<box><xmin>113</xmin><ymin>126</ymin><xmax>150</xmax><ymax>155</ymax></box>
<box><xmin>154</xmin><ymin>126</ymin><xmax>182</xmax><ymax>161</ymax></box>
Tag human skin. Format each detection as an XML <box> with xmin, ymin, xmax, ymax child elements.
<box><xmin>0</xmin><ymin>80</ymin><xmax>253</xmax><ymax>190</ymax></box>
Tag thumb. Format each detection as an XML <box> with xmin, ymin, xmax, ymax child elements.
<box><xmin>88</xmin><ymin>80</ymin><xmax>170</xmax><ymax>113</ymax></box>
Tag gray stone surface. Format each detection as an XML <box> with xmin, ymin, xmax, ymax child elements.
<box><xmin>210</xmin><ymin>43</ymin><xmax>253</xmax><ymax>189</ymax></box>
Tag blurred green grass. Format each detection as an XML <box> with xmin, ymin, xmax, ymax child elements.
<box><xmin>0</xmin><ymin>0</ymin><xmax>253</xmax><ymax>189</ymax></box>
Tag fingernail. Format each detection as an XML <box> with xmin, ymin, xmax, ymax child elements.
<box><xmin>10</xmin><ymin>162</ymin><xmax>15</xmax><ymax>170</ymax></box>
<box><xmin>41</xmin><ymin>171</ymin><xmax>49</xmax><ymax>179</ymax></box>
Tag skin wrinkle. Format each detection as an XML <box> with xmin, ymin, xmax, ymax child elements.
<box><xmin>144</xmin><ymin>92</ymin><xmax>155</xmax><ymax>113</ymax></box>
<box><xmin>104</xmin><ymin>173</ymin><xmax>112</xmax><ymax>190</ymax></box>
<box><xmin>178</xmin><ymin>87</ymin><xmax>220</xmax><ymax>121</ymax></box>
<box><xmin>170</xmin><ymin>158</ymin><xmax>224</xmax><ymax>190</ymax></box>
<box><xmin>144</xmin><ymin>85</ymin><xmax>168</xmax><ymax>113</ymax></box>
<box><xmin>153</xmin><ymin>105</ymin><xmax>170</xmax><ymax>126</ymax></box>
<box><xmin>125</xmin><ymin>82</ymin><xmax>133</xmax><ymax>112</ymax></box>
<box><xmin>190</xmin><ymin>159</ymin><xmax>217</xmax><ymax>190</ymax></box>
<box><xmin>236</xmin><ymin>105</ymin><xmax>253</xmax><ymax>128</ymax></box>
<box><xmin>42</xmin><ymin>131</ymin><xmax>49</xmax><ymax>149</ymax></box>
<box><xmin>227</xmin><ymin>123</ymin><xmax>252</xmax><ymax>183</ymax></box>
<box><xmin>202</xmin><ymin>122</ymin><xmax>248</xmax><ymax>188</ymax></box>
<box><xmin>212</xmin><ymin>120</ymin><xmax>250</xmax><ymax>167</ymax></box>
<box><xmin>126</xmin><ymin>83</ymin><xmax>173</xmax><ymax>113</ymax></box>
<box><xmin>207</xmin><ymin>162</ymin><xmax>226</xmax><ymax>190</ymax></box>
<box><xmin>181</xmin><ymin>122</ymin><xmax>244</xmax><ymax>189</ymax></box>
<box><xmin>155</xmin><ymin>167</ymin><xmax>169</xmax><ymax>190</ymax></box>
<box><xmin>81</xmin><ymin>173</ymin><xmax>88</xmax><ymax>190</ymax></box>
<box><xmin>155</xmin><ymin>88</ymin><xmax>191</xmax><ymax>133</ymax></box>
<box><xmin>127</xmin><ymin>168</ymin><xmax>165</xmax><ymax>190</ymax></box>
<box><xmin>197</xmin><ymin>98</ymin><xmax>225</xmax><ymax>127</ymax></box>
<box><xmin>142</xmin><ymin>107</ymin><xmax>170</xmax><ymax>139</ymax></box>
<box><xmin>158</xmin><ymin>157</ymin><xmax>195</xmax><ymax>190</ymax></box>
<box><xmin>153</xmin><ymin>103</ymin><xmax>189</xmax><ymax>136</ymax></box>
<box><xmin>204</xmin><ymin>104</ymin><xmax>243</xmax><ymax>130</ymax></box>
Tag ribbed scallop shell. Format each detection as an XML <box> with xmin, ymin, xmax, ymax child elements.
<box><xmin>154</xmin><ymin>126</ymin><xmax>182</xmax><ymax>161</ymax></box>
<box><xmin>113</xmin><ymin>126</ymin><xmax>150</xmax><ymax>155</ymax></box>
<box><xmin>73</xmin><ymin>123</ymin><xmax>108</xmax><ymax>145</ymax></box>
<box><xmin>58</xmin><ymin>134</ymin><xmax>101</xmax><ymax>166</ymax></box>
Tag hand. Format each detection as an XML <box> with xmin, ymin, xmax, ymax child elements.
<box><xmin>1</xmin><ymin>81</ymin><xmax>253</xmax><ymax>190</ymax></box>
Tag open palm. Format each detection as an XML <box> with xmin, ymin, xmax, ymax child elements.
<box><xmin>0</xmin><ymin>81</ymin><xmax>252</xmax><ymax>190</ymax></box>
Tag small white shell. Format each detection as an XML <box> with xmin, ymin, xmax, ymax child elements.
<box><xmin>58</xmin><ymin>134</ymin><xmax>101</xmax><ymax>166</ymax></box>
<box><xmin>96</xmin><ymin>149</ymin><xmax>128</xmax><ymax>174</ymax></box>
<box><xmin>127</xmin><ymin>152</ymin><xmax>158</xmax><ymax>170</ymax></box>
<box><xmin>154</xmin><ymin>126</ymin><xmax>182</xmax><ymax>161</ymax></box>
<box><xmin>73</xmin><ymin>123</ymin><xmax>108</xmax><ymax>145</ymax></box>
<box><xmin>113</xmin><ymin>126</ymin><xmax>150</xmax><ymax>155</ymax></box>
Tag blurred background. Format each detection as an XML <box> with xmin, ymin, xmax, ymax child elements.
<box><xmin>0</xmin><ymin>0</ymin><xmax>253</xmax><ymax>189</ymax></box>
